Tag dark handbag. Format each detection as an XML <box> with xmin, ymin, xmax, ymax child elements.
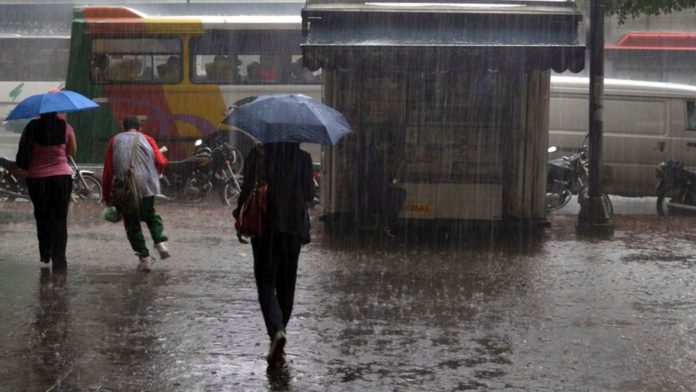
<box><xmin>15</xmin><ymin>128</ymin><xmax>33</xmax><ymax>170</ymax></box>
<box><xmin>235</xmin><ymin>146</ymin><xmax>268</xmax><ymax>237</ymax></box>
<box><xmin>236</xmin><ymin>180</ymin><xmax>268</xmax><ymax>237</ymax></box>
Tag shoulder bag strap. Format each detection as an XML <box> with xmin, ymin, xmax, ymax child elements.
<box><xmin>255</xmin><ymin>145</ymin><xmax>265</xmax><ymax>186</ymax></box>
<box><xmin>129</xmin><ymin>133</ymin><xmax>141</xmax><ymax>172</ymax></box>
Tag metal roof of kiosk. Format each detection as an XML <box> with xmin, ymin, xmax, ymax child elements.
<box><xmin>301</xmin><ymin>1</ymin><xmax>585</xmax><ymax>73</ymax></box>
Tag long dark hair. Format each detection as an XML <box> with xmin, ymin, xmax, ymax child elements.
<box><xmin>26</xmin><ymin>113</ymin><xmax>67</xmax><ymax>146</ymax></box>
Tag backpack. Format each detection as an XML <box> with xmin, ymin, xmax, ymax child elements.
<box><xmin>110</xmin><ymin>134</ymin><xmax>141</xmax><ymax>214</ymax></box>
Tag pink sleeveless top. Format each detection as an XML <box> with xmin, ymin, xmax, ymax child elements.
<box><xmin>26</xmin><ymin>124</ymin><xmax>74</xmax><ymax>178</ymax></box>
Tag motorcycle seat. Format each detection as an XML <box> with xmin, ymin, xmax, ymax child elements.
<box><xmin>683</xmin><ymin>168</ymin><xmax>696</xmax><ymax>180</ymax></box>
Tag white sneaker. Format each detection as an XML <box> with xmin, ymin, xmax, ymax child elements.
<box><xmin>137</xmin><ymin>255</ymin><xmax>155</xmax><ymax>272</ymax></box>
<box><xmin>155</xmin><ymin>242</ymin><xmax>170</xmax><ymax>260</ymax></box>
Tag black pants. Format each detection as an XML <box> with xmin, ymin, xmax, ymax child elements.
<box><xmin>251</xmin><ymin>231</ymin><xmax>302</xmax><ymax>340</ymax></box>
<box><xmin>26</xmin><ymin>175</ymin><xmax>72</xmax><ymax>269</ymax></box>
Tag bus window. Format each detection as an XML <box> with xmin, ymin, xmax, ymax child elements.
<box><xmin>190</xmin><ymin>31</ymin><xmax>239</xmax><ymax>84</ymax></box>
<box><xmin>289</xmin><ymin>54</ymin><xmax>321</xmax><ymax>84</ymax></box>
<box><xmin>107</xmin><ymin>55</ymin><xmax>150</xmax><ymax>82</ymax></box>
<box><xmin>192</xmin><ymin>54</ymin><xmax>239</xmax><ymax>83</ymax></box>
<box><xmin>189</xmin><ymin>29</ymin><xmax>321</xmax><ymax>86</ymax></box>
<box><xmin>688</xmin><ymin>101</ymin><xmax>696</xmax><ymax>131</ymax></box>
<box><xmin>237</xmin><ymin>54</ymin><xmax>261</xmax><ymax>84</ymax></box>
<box><xmin>235</xmin><ymin>54</ymin><xmax>280</xmax><ymax>84</ymax></box>
<box><xmin>90</xmin><ymin>38</ymin><xmax>181</xmax><ymax>84</ymax></box>
<box><xmin>155</xmin><ymin>55</ymin><xmax>181</xmax><ymax>83</ymax></box>
<box><xmin>259</xmin><ymin>54</ymin><xmax>280</xmax><ymax>83</ymax></box>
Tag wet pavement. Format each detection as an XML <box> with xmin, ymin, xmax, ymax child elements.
<box><xmin>2</xmin><ymin>202</ymin><xmax>696</xmax><ymax>391</ymax></box>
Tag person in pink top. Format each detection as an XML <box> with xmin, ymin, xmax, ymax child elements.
<box><xmin>17</xmin><ymin>112</ymin><xmax>77</xmax><ymax>271</ymax></box>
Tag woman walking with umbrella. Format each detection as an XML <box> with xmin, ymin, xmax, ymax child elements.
<box><xmin>7</xmin><ymin>90</ymin><xmax>98</xmax><ymax>271</ymax></box>
<box><xmin>229</xmin><ymin>94</ymin><xmax>352</xmax><ymax>368</ymax></box>
<box><xmin>235</xmin><ymin>143</ymin><xmax>315</xmax><ymax>368</ymax></box>
<box><xmin>16</xmin><ymin>112</ymin><xmax>76</xmax><ymax>271</ymax></box>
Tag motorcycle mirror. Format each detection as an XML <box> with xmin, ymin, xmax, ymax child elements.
<box><xmin>548</xmin><ymin>146</ymin><xmax>558</xmax><ymax>153</ymax></box>
<box><xmin>194</xmin><ymin>139</ymin><xmax>203</xmax><ymax>147</ymax></box>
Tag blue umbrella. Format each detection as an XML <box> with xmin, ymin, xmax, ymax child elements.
<box><xmin>223</xmin><ymin>94</ymin><xmax>352</xmax><ymax>145</ymax></box>
<box><xmin>5</xmin><ymin>90</ymin><xmax>99</xmax><ymax>121</ymax></box>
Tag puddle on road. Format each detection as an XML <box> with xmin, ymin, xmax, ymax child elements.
<box><xmin>1</xmin><ymin>205</ymin><xmax>696</xmax><ymax>390</ymax></box>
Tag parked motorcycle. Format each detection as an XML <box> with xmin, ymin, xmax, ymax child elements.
<box><xmin>69</xmin><ymin>157</ymin><xmax>103</xmax><ymax>203</ymax></box>
<box><xmin>546</xmin><ymin>145</ymin><xmax>613</xmax><ymax>214</ymax></box>
<box><xmin>546</xmin><ymin>146</ymin><xmax>586</xmax><ymax>211</ymax></box>
<box><xmin>0</xmin><ymin>156</ymin><xmax>102</xmax><ymax>203</ymax></box>
<box><xmin>655</xmin><ymin>159</ymin><xmax>696</xmax><ymax>216</ymax></box>
<box><xmin>159</xmin><ymin>139</ymin><xmax>243</xmax><ymax>206</ymax></box>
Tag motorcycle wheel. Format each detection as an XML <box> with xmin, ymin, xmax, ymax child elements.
<box><xmin>545</xmin><ymin>189</ymin><xmax>572</xmax><ymax>212</ymax></box>
<box><xmin>601</xmin><ymin>193</ymin><xmax>614</xmax><ymax>216</ymax></box>
<box><xmin>221</xmin><ymin>182</ymin><xmax>241</xmax><ymax>207</ymax></box>
<box><xmin>0</xmin><ymin>168</ymin><xmax>17</xmax><ymax>202</ymax></box>
<box><xmin>229</xmin><ymin>147</ymin><xmax>245</xmax><ymax>175</ymax></box>
<box><xmin>71</xmin><ymin>173</ymin><xmax>103</xmax><ymax>203</ymax></box>
<box><xmin>657</xmin><ymin>184</ymin><xmax>696</xmax><ymax>216</ymax></box>
<box><xmin>577</xmin><ymin>188</ymin><xmax>614</xmax><ymax>216</ymax></box>
<box><xmin>181</xmin><ymin>180</ymin><xmax>211</xmax><ymax>204</ymax></box>
<box><xmin>0</xmin><ymin>191</ymin><xmax>16</xmax><ymax>202</ymax></box>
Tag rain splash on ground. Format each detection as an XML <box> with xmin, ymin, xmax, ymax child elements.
<box><xmin>1</xmin><ymin>201</ymin><xmax>696</xmax><ymax>391</ymax></box>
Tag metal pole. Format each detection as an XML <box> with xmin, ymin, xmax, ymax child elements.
<box><xmin>577</xmin><ymin>0</ymin><xmax>614</xmax><ymax>237</ymax></box>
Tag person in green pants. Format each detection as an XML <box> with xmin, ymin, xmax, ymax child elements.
<box><xmin>102</xmin><ymin>116</ymin><xmax>171</xmax><ymax>272</ymax></box>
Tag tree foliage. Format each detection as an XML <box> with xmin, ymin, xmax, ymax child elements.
<box><xmin>575</xmin><ymin>0</ymin><xmax>696</xmax><ymax>23</ymax></box>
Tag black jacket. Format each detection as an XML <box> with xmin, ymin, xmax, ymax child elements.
<box><xmin>236</xmin><ymin>143</ymin><xmax>314</xmax><ymax>243</ymax></box>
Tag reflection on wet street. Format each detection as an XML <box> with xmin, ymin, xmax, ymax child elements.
<box><xmin>2</xmin><ymin>202</ymin><xmax>696</xmax><ymax>391</ymax></box>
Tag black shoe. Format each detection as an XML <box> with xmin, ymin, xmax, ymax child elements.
<box><xmin>266</xmin><ymin>330</ymin><xmax>287</xmax><ymax>367</ymax></box>
<box><xmin>383</xmin><ymin>225</ymin><xmax>396</xmax><ymax>239</ymax></box>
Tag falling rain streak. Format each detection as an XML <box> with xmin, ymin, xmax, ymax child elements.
<box><xmin>1</xmin><ymin>0</ymin><xmax>696</xmax><ymax>391</ymax></box>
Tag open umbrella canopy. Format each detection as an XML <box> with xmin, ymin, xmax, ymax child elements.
<box><xmin>223</xmin><ymin>94</ymin><xmax>352</xmax><ymax>145</ymax></box>
<box><xmin>5</xmin><ymin>90</ymin><xmax>99</xmax><ymax>121</ymax></box>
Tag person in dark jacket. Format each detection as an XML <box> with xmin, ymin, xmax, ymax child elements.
<box><xmin>234</xmin><ymin>142</ymin><xmax>314</xmax><ymax>368</ymax></box>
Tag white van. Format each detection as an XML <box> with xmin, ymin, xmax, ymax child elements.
<box><xmin>549</xmin><ymin>76</ymin><xmax>696</xmax><ymax>197</ymax></box>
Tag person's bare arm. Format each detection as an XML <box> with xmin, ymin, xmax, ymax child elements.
<box><xmin>66</xmin><ymin>131</ymin><xmax>77</xmax><ymax>157</ymax></box>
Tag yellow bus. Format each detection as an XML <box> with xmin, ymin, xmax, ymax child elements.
<box><xmin>65</xmin><ymin>6</ymin><xmax>321</xmax><ymax>162</ymax></box>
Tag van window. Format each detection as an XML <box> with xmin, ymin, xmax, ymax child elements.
<box><xmin>604</xmin><ymin>99</ymin><xmax>666</xmax><ymax>135</ymax></box>
<box><xmin>550</xmin><ymin>96</ymin><xmax>667</xmax><ymax>136</ymax></box>
<box><xmin>688</xmin><ymin>101</ymin><xmax>696</xmax><ymax>131</ymax></box>
<box><xmin>550</xmin><ymin>97</ymin><xmax>588</xmax><ymax>132</ymax></box>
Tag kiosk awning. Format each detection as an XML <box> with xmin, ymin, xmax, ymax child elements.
<box><xmin>301</xmin><ymin>2</ymin><xmax>585</xmax><ymax>73</ymax></box>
